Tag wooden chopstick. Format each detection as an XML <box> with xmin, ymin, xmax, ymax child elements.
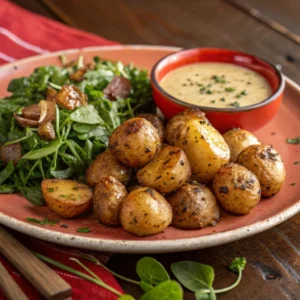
<box><xmin>0</xmin><ymin>226</ymin><xmax>72</xmax><ymax>300</ymax></box>
<box><xmin>0</xmin><ymin>262</ymin><xmax>29</xmax><ymax>300</ymax></box>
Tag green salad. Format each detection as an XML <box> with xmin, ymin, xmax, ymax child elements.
<box><xmin>0</xmin><ymin>56</ymin><xmax>154</xmax><ymax>205</ymax></box>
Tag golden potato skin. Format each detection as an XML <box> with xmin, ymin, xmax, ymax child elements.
<box><xmin>236</xmin><ymin>145</ymin><xmax>286</xmax><ymax>197</ymax></box>
<box><xmin>120</xmin><ymin>187</ymin><xmax>172</xmax><ymax>236</ymax></box>
<box><xmin>93</xmin><ymin>176</ymin><xmax>127</xmax><ymax>226</ymax></box>
<box><xmin>223</xmin><ymin>128</ymin><xmax>260</xmax><ymax>162</ymax></box>
<box><xmin>166</xmin><ymin>109</ymin><xmax>230</xmax><ymax>183</ymax></box>
<box><xmin>41</xmin><ymin>179</ymin><xmax>93</xmax><ymax>218</ymax></box>
<box><xmin>86</xmin><ymin>149</ymin><xmax>132</xmax><ymax>186</ymax></box>
<box><xmin>109</xmin><ymin>117</ymin><xmax>161</xmax><ymax>168</ymax></box>
<box><xmin>168</xmin><ymin>183</ymin><xmax>220</xmax><ymax>229</ymax></box>
<box><xmin>139</xmin><ymin>113</ymin><xmax>165</xmax><ymax>142</ymax></box>
<box><xmin>137</xmin><ymin>145</ymin><xmax>191</xmax><ymax>193</ymax></box>
<box><xmin>213</xmin><ymin>163</ymin><xmax>261</xmax><ymax>215</ymax></box>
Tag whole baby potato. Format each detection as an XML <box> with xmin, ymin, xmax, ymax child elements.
<box><xmin>236</xmin><ymin>145</ymin><xmax>286</xmax><ymax>197</ymax></box>
<box><xmin>166</xmin><ymin>109</ymin><xmax>230</xmax><ymax>183</ymax></box>
<box><xmin>168</xmin><ymin>183</ymin><xmax>220</xmax><ymax>229</ymax></box>
<box><xmin>93</xmin><ymin>176</ymin><xmax>127</xmax><ymax>226</ymax></box>
<box><xmin>109</xmin><ymin>117</ymin><xmax>161</xmax><ymax>168</ymax></box>
<box><xmin>223</xmin><ymin>128</ymin><xmax>260</xmax><ymax>162</ymax></box>
<box><xmin>137</xmin><ymin>145</ymin><xmax>191</xmax><ymax>193</ymax></box>
<box><xmin>86</xmin><ymin>149</ymin><xmax>132</xmax><ymax>186</ymax></box>
<box><xmin>212</xmin><ymin>163</ymin><xmax>261</xmax><ymax>215</ymax></box>
<box><xmin>139</xmin><ymin>113</ymin><xmax>165</xmax><ymax>142</ymax></box>
<box><xmin>120</xmin><ymin>187</ymin><xmax>172</xmax><ymax>236</ymax></box>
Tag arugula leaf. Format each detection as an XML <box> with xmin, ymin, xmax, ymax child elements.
<box><xmin>20</xmin><ymin>187</ymin><xmax>45</xmax><ymax>206</ymax></box>
<box><xmin>140</xmin><ymin>280</ymin><xmax>183</xmax><ymax>300</ymax></box>
<box><xmin>0</xmin><ymin>161</ymin><xmax>14</xmax><ymax>184</ymax></box>
<box><xmin>22</xmin><ymin>140</ymin><xmax>62</xmax><ymax>160</ymax></box>
<box><xmin>70</xmin><ymin>105</ymin><xmax>103</xmax><ymax>124</ymax></box>
<box><xmin>171</xmin><ymin>261</ymin><xmax>214</xmax><ymax>292</ymax></box>
<box><xmin>26</xmin><ymin>217</ymin><xmax>59</xmax><ymax>225</ymax></box>
<box><xmin>118</xmin><ymin>295</ymin><xmax>135</xmax><ymax>300</ymax></box>
<box><xmin>136</xmin><ymin>257</ymin><xmax>170</xmax><ymax>287</ymax></box>
<box><xmin>0</xmin><ymin>184</ymin><xmax>16</xmax><ymax>194</ymax></box>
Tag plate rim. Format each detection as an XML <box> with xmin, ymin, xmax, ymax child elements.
<box><xmin>0</xmin><ymin>45</ymin><xmax>299</xmax><ymax>254</ymax></box>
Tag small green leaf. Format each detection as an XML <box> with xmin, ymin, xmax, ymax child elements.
<box><xmin>195</xmin><ymin>289</ymin><xmax>216</xmax><ymax>300</ymax></box>
<box><xmin>20</xmin><ymin>187</ymin><xmax>45</xmax><ymax>206</ymax></box>
<box><xmin>140</xmin><ymin>280</ymin><xmax>183</xmax><ymax>300</ymax></box>
<box><xmin>171</xmin><ymin>261</ymin><xmax>214</xmax><ymax>292</ymax></box>
<box><xmin>136</xmin><ymin>257</ymin><xmax>170</xmax><ymax>286</ymax></box>
<box><xmin>77</xmin><ymin>227</ymin><xmax>91</xmax><ymax>233</ymax></box>
<box><xmin>23</xmin><ymin>140</ymin><xmax>62</xmax><ymax>160</ymax></box>
<box><xmin>0</xmin><ymin>161</ymin><xmax>14</xmax><ymax>184</ymax></box>
<box><xmin>286</xmin><ymin>137</ymin><xmax>300</xmax><ymax>144</ymax></box>
<box><xmin>118</xmin><ymin>295</ymin><xmax>135</xmax><ymax>300</ymax></box>
<box><xmin>0</xmin><ymin>184</ymin><xmax>16</xmax><ymax>194</ymax></box>
<box><xmin>140</xmin><ymin>281</ymin><xmax>154</xmax><ymax>292</ymax></box>
<box><xmin>26</xmin><ymin>218</ymin><xmax>59</xmax><ymax>225</ymax></box>
<box><xmin>70</xmin><ymin>105</ymin><xmax>103</xmax><ymax>124</ymax></box>
<box><xmin>50</xmin><ymin>167</ymin><xmax>74</xmax><ymax>179</ymax></box>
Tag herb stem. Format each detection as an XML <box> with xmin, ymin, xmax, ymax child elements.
<box><xmin>70</xmin><ymin>258</ymin><xmax>104</xmax><ymax>282</ymax></box>
<box><xmin>25</xmin><ymin>159</ymin><xmax>40</xmax><ymax>182</ymax></box>
<box><xmin>38</xmin><ymin>159</ymin><xmax>45</xmax><ymax>179</ymax></box>
<box><xmin>33</xmin><ymin>252</ymin><xmax>122</xmax><ymax>297</ymax></box>
<box><xmin>65</xmin><ymin>140</ymin><xmax>84</xmax><ymax>165</ymax></box>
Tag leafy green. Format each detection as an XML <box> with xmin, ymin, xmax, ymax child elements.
<box><xmin>140</xmin><ymin>281</ymin><xmax>154</xmax><ymax>292</ymax></box>
<box><xmin>118</xmin><ymin>295</ymin><xmax>135</xmax><ymax>300</ymax></box>
<box><xmin>76</xmin><ymin>227</ymin><xmax>91</xmax><ymax>233</ymax></box>
<box><xmin>0</xmin><ymin>56</ymin><xmax>153</xmax><ymax>204</ymax></box>
<box><xmin>286</xmin><ymin>137</ymin><xmax>300</xmax><ymax>144</ymax></box>
<box><xmin>195</xmin><ymin>289</ymin><xmax>216</xmax><ymax>300</ymax></box>
<box><xmin>136</xmin><ymin>257</ymin><xmax>170</xmax><ymax>287</ymax></box>
<box><xmin>171</xmin><ymin>261</ymin><xmax>214</xmax><ymax>292</ymax></box>
<box><xmin>0</xmin><ymin>161</ymin><xmax>14</xmax><ymax>184</ymax></box>
<box><xmin>140</xmin><ymin>280</ymin><xmax>183</xmax><ymax>300</ymax></box>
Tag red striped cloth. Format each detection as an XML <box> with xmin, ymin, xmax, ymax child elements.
<box><xmin>0</xmin><ymin>1</ymin><xmax>123</xmax><ymax>299</ymax></box>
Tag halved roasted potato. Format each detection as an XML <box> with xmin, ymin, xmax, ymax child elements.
<box><xmin>109</xmin><ymin>117</ymin><xmax>161</xmax><ymax>168</ymax></box>
<box><xmin>38</xmin><ymin>122</ymin><xmax>56</xmax><ymax>141</ymax></box>
<box><xmin>213</xmin><ymin>163</ymin><xmax>261</xmax><ymax>214</ymax></box>
<box><xmin>93</xmin><ymin>176</ymin><xmax>127</xmax><ymax>226</ymax></box>
<box><xmin>86</xmin><ymin>149</ymin><xmax>132</xmax><ymax>186</ymax></box>
<box><xmin>41</xmin><ymin>179</ymin><xmax>93</xmax><ymax>218</ymax></box>
<box><xmin>137</xmin><ymin>145</ymin><xmax>191</xmax><ymax>193</ymax></box>
<box><xmin>223</xmin><ymin>128</ymin><xmax>260</xmax><ymax>162</ymax></box>
<box><xmin>120</xmin><ymin>187</ymin><xmax>172</xmax><ymax>236</ymax></box>
<box><xmin>166</xmin><ymin>108</ymin><xmax>230</xmax><ymax>183</ymax></box>
<box><xmin>236</xmin><ymin>145</ymin><xmax>286</xmax><ymax>197</ymax></box>
<box><xmin>168</xmin><ymin>182</ymin><xmax>220</xmax><ymax>229</ymax></box>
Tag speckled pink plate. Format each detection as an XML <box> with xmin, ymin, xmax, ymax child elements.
<box><xmin>0</xmin><ymin>46</ymin><xmax>299</xmax><ymax>254</ymax></box>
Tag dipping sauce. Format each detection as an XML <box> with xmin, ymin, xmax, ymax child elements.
<box><xmin>160</xmin><ymin>62</ymin><xmax>272</xmax><ymax>108</ymax></box>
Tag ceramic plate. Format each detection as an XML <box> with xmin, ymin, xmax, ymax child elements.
<box><xmin>0</xmin><ymin>46</ymin><xmax>299</xmax><ymax>254</ymax></box>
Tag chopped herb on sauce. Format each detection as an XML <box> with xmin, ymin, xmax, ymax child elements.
<box><xmin>225</xmin><ymin>87</ymin><xmax>235</xmax><ymax>92</ymax></box>
<box><xmin>47</xmin><ymin>188</ymin><xmax>54</xmax><ymax>192</ymax></box>
<box><xmin>286</xmin><ymin>137</ymin><xmax>300</xmax><ymax>144</ymax></box>
<box><xmin>211</xmin><ymin>100</ymin><xmax>216</xmax><ymax>103</ymax></box>
<box><xmin>26</xmin><ymin>217</ymin><xmax>59</xmax><ymax>226</ymax></box>
<box><xmin>220</xmin><ymin>97</ymin><xmax>226</xmax><ymax>102</ymax></box>
<box><xmin>212</xmin><ymin>75</ymin><xmax>226</xmax><ymax>83</ymax></box>
<box><xmin>230</xmin><ymin>102</ymin><xmax>240</xmax><ymax>108</ymax></box>
<box><xmin>206</xmin><ymin>89</ymin><xmax>213</xmax><ymax>94</ymax></box>
<box><xmin>290</xmin><ymin>182</ymin><xmax>296</xmax><ymax>186</ymax></box>
<box><xmin>77</xmin><ymin>227</ymin><xmax>91</xmax><ymax>233</ymax></box>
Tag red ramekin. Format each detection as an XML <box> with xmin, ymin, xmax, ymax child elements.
<box><xmin>151</xmin><ymin>48</ymin><xmax>285</xmax><ymax>132</ymax></box>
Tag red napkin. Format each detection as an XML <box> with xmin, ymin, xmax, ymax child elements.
<box><xmin>0</xmin><ymin>1</ymin><xmax>123</xmax><ymax>299</ymax></box>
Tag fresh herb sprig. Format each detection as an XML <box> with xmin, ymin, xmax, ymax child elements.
<box><xmin>26</xmin><ymin>217</ymin><xmax>59</xmax><ymax>225</ymax></box>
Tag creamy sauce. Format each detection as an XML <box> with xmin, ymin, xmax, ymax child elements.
<box><xmin>160</xmin><ymin>62</ymin><xmax>272</xmax><ymax>108</ymax></box>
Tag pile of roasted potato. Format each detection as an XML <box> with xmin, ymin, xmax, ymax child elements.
<box><xmin>41</xmin><ymin>108</ymin><xmax>286</xmax><ymax>236</ymax></box>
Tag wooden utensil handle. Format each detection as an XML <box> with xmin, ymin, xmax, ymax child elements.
<box><xmin>0</xmin><ymin>262</ymin><xmax>29</xmax><ymax>300</ymax></box>
<box><xmin>0</xmin><ymin>226</ymin><xmax>72</xmax><ymax>300</ymax></box>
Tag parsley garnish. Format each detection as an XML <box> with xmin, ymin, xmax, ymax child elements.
<box><xmin>26</xmin><ymin>217</ymin><xmax>59</xmax><ymax>226</ymax></box>
<box><xmin>47</xmin><ymin>188</ymin><xmax>54</xmax><ymax>192</ymax></box>
<box><xmin>230</xmin><ymin>102</ymin><xmax>240</xmax><ymax>108</ymax></box>
<box><xmin>286</xmin><ymin>137</ymin><xmax>300</xmax><ymax>144</ymax></box>
<box><xmin>212</xmin><ymin>75</ymin><xmax>226</xmax><ymax>83</ymax></box>
<box><xmin>225</xmin><ymin>87</ymin><xmax>235</xmax><ymax>92</ymax></box>
<box><xmin>77</xmin><ymin>227</ymin><xmax>91</xmax><ymax>233</ymax></box>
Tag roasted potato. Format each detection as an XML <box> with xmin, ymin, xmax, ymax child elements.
<box><xmin>212</xmin><ymin>163</ymin><xmax>261</xmax><ymax>215</ymax></box>
<box><xmin>120</xmin><ymin>187</ymin><xmax>172</xmax><ymax>236</ymax></box>
<box><xmin>22</xmin><ymin>104</ymin><xmax>40</xmax><ymax>120</ymax></box>
<box><xmin>137</xmin><ymin>145</ymin><xmax>191</xmax><ymax>193</ymax></box>
<box><xmin>223</xmin><ymin>128</ymin><xmax>260</xmax><ymax>162</ymax></box>
<box><xmin>93</xmin><ymin>176</ymin><xmax>127</xmax><ymax>226</ymax></box>
<box><xmin>86</xmin><ymin>149</ymin><xmax>132</xmax><ymax>186</ymax></box>
<box><xmin>236</xmin><ymin>145</ymin><xmax>286</xmax><ymax>197</ymax></box>
<box><xmin>0</xmin><ymin>143</ymin><xmax>22</xmax><ymax>165</ymax></box>
<box><xmin>109</xmin><ymin>117</ymin><xmax>161</xmax><ymax>168</ymax></box>
<box><xmin>41</xmin><ymin>179</ymin><xmax>93</xmax><ymax>218</ymax></box>
<box><xmin>168</xmin><ymin>183</ymin><xmax>220</xmax><ymax>229</ymax></box>
<box><xmin>139</xmin><ymin>113</ymin><xmax>165</xmax><ymax>142</ymax></box>
<box><xmin>166</xmin><ymin>108</ymin><xmax>230</xmax><ymax>183</ymax></box>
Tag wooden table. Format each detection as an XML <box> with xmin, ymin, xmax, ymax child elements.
<box><xmin>10</xmin><ymin>1</ymin><xmax>300</xmax><ymax>299</ymax></box>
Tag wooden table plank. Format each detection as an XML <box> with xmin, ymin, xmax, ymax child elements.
<box><xmin>41</xmin><ymin>0</ymin><xmax>300</xmax><ymax>81</ymax></box>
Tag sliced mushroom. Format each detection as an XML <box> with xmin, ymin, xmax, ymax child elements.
<box><xmin>14</xmin><ymin>113</ymin><xmax>40</xmax><ymax>127</ymax></box>
<box><xmin>22</xmin><ymin>104</ymin><xmax>40</xmax><ymax>120</ymax></box>
<box><xmin>38</xmin><ymin>122</ymin><xmax>56</xmax><ymax>141</ymax></box>
<box><xmin>55</xmin><ymin>84</ymin><xmax>88</xmax><ymax>110</ymax></box>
